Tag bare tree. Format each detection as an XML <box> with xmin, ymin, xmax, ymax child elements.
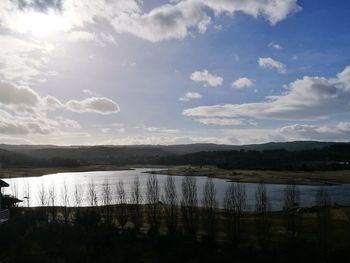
<box><xmin>202</xmin><ymin>178</ymin><xmax>218</xmax><ymax>239</ymax></box>
<box><xmin>48</xmin><ymin>184</ymin><xmax>56</xmax><ymax>221</ymax></box>
<box><xmin>102</xmin><ymin>180</ymin><xmax>112</xmax><ymax>224</ymax></box>
<box><xmin>116</xmin><ymin>180</ymin><xmax>128</xmax><ymax>230</ymax></box>
<box><xmin>24</xmin><ymin>182</ymin><xmax>31</xmax><ymax>208</ymax></box>
<box><xmin>283</xmin><ymin>182</ymin><xmax>301</xmax><ymax>240</ymax></box>
<box><xmin>255</xmin><ymin>182</ymin><xmax>271</xmax><ymax>249</ymax></box>
<box><xmin>73</xmin><ymin>184</ymin><xmax>83</xmax><ymax>219</ymax></box>
<box><xmin>224</xmin><ymin>182</ymin><xmax>247</xmax><ymax>242</ymax></box>
<box><xmin>146</xmin><ymin>174</ymin><xmax>160</xmax><ymax>235</ymax></box>
<box><xmin>87</xmin><ymin>179</ymin><xmax>98</xmax><ymax>207</ymax></box>
<box><xmin>315</xmin><ymin>187</ymin><xmax>332</xmax><ymax>258</ymax></box>
<box><xmin>38</xmin><ymin>183</ymin><xmax>48</xmax><ymax>220</ymax></box>
<box><xmin>181</xmin><ymin>176</ymin><xmax>199</xmax><ymax>238</ymax></box>
<box><xmin>11</xmin><ymin>182</ymin><xmax>19</xmax><ymax>201</ymax></box>
<box><xmin>61</xmin><ymin>181</ymin><xmax>70</xmax><ymax>222</ymax></box>
<box><xmin>131</xmin><ymin>176</ymin><xmax>143</xmax><ymax>233</ymax></box>
<box><xmin>162</xmin><ymin>176</ymin><xmax>178</xmax><ymax>235</ymax></box>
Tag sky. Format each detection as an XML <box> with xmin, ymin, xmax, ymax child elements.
<box><xmin>0</xmin><ymin>0</ymin><xmax>350</xmax><ymax>146</ymax></box>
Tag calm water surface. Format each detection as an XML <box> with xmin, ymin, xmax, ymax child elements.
<box><xmin>3</xmin><ymin>168</ymin><xmax>350</xmax><ymax>211</ymax></box>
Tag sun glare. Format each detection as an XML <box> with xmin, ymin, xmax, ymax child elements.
<box><xmin>16</xmin><ymin>10</ymin><xmax>70</xmax><ymax>37</ymax></box>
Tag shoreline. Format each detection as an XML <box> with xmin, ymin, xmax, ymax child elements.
<box><xmin>146</xmin><ymin>165</ymin><xmax>350</xmax><ymax>186</ymax></box>
<box><xmin>0</xmin><ymin>165</ymin><xmax>164</xmax><ymax>179</ymax></box>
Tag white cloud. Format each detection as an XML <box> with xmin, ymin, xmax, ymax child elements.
<box><xmin>111</xmin><ymin>1</ymin><xmax>211</xmax><ymax>42</ymax></box>
<box><xmin>337</xmin><ymin>66</ymin><xmax>350</xmax><ymax>91</ymax></box>
<box><xmin>0</xmin><ymin>109</ymin><xmax>81</xmax><ymax>136</ymax></box>
<box><xmin>142</xmin><ymin>125</ymin><xmax>179</xmax><ymax>134</ymax></box>
<box><xmin>66</xmin><ymin>97</ymin><xmax>120</xmax><ymax>114</ymax></box>
<box><xmin>0</xmin><ymin>35</ymin><xmax>54</xmax><ymax>83</ymax></box>
<box><xmin>179</xmin><ymin>92</ymin><xmax>202</xmax><ymax>101</ymax></box>
<box><xmin>232</xmin><ymin>77</ymin><xmax>255</xmax><ymax>89</ymax></box>
<box><xmin>336</xmin><ymin>122</ymin><xmax>350</xmax><ymax>132</ymax></box>
<box><xmin>183</xmin><ymin>66</ymin><xmax>350</xmax><ymax>121</ymax></box>
<box><xmin>258</xmin><ymin>57</ymin><xmax>286</xmax><ymax>73</ymax></box>
<box><xmin>190</xmin><ymin>70</ymin><xmax>223</xmax><ymax>87</ymax></box>
<box><xmin>68</xmin><ymin>30</ymin><xmax>97</xmax><ymax>42</ymax></box>
<box><xmin>0</xmin><ymin>0</ymin><xmax>300</xmax><ymax>42</ymax></box>
<box><xmin>277</xmin><ymin>122</ymin><xmax>350</xmax><ymax>141</ymax></box>
<box><xmin>100</xmin><ymin>33</ymin><xmax>117</xmax><ymax>45</ymax></box>
<box><xmin>0</xmin><ymin>82</ymin><xmax>119</xmax><ymax>116</ymax></box>
<box><xmin>199</xmin><ymin>0</ymin><xmax>300</xmax><ymax>25</ymax></box>
<box><xmin>110</xmin><ymin>0</ymin><xmax>300</xmax><ymax>42</ymax></box>
<box><xmin>197</xmin><ymin>118</ymin><xmax>244</xmax><ymax>126</ymax></box>
<box><xmin>268</xmin><ymin>42</ymin><xmax>282</xmax><ymax>49</ymax></box>
<box><xmin>0</xmin><ymin>82</ymin><xmax>40</xmax><ymax>107</ymax></box>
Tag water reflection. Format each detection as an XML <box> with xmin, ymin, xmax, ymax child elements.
<box><xmin>3</xmin><ymin>168</ymin><xmax>350</xmax><ymax>211</ymax></box>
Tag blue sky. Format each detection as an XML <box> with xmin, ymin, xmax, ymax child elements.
<box><xmin>0</xmin><ymin>0</ymin><xmax>350</xmax><ymax>145</ymax></box>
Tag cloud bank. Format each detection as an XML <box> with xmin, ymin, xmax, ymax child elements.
<box><xmin>184</xmin><ymin>66</ymin><xmax>350</xmax><ymax>121</ymax></box>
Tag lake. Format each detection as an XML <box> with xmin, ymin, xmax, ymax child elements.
<box><xmin>3</xmin><ymin>168</ymin><xmax>350</xmax><ymax>211</ymax></box>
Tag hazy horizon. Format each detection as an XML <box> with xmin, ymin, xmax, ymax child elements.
<box><xmin>1</xmin><ymin>0</ymin><xmax>350</xmax><ymax>146</ymax></box>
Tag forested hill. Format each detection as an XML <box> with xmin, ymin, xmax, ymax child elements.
<box><xmin>0</xmin><ymin>141</ymin><xmax>349</xmax><ymax>171</ymax></box>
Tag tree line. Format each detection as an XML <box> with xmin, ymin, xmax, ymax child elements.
<box><xmin>9</xmin><ymin>175</ymin><xmax>335</xmax><ymax>249</ymax></box>
<box><xmin>2</xmin><ymin>143</ymin><xmax>350</xmax><ymax>170</ymax></box>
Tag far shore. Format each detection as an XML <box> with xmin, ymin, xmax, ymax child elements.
<box><xmin>146</xmin><ymin>165</ymin><xmax>350</xmax><ymax>186</ymax></box>
<box><xmin>2</xmin><ymin>165</ymin><xmax>350</xmax><ymax>185</ymax></box>
<box><xmin>0</xmin><ymin>165</ymin><xmax>166</xmax><ymax>179</ymax></box>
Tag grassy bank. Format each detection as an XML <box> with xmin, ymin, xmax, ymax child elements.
<box><xmin>148</xmin><ymin>165</ymin><xmax>350</xmax><ymax>185</ymax></box>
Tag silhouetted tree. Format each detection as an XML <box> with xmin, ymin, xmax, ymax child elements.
<box><xmin>24</xmin><ymin>182</ymin><xmax>30</xmax><ymax>208</ymax></box>
<box><xmin>116</xmin><ymin>180</ymin><xmax>128</xmax><ymax>230</ymax></box>
<box><xmin>224</xmin><ymin>182</ymin><xmax>246</xmax><ymax>242</ymax></box>
<box><xmin>146</xmin><ymin>174</ymin><xmax>160</xmax><ymax>235</ymax></box>
<box><xmin>73</xmin><ymin>184</ymin><xmax>83</xmax><ymax>220</ymax></box>
<box><xmin>315</xmin><ymin>187</ymin><xmax>332</xmax><ymax>259</ymax></box>
<box><xmin>87</xmin><ymin>179</ymin><xmax>98</xmax><ymax>207</ymax></box>
<box><xmin>38</xmin><ymin>183</ymin><xmax>48</xmax><ymax>220</ymax></box>
<box><xmin>48</xmin><ymin>184</ymin><xmax>56</xmax><ymax>221</ymax></box>
<box><xmin>162</xmin><ymin>176</ymin><xmax>178</xmax><ymax>235</ymax></box>
<box><xmin>102</xmin><ymin>180</ymin><xmax>112</xmax><ymax>224</ymax></box>
<box><xmin>255</xmin><ymin>182</ymin><xmax>271</xmax><ymax>250</ymax></box>
<box><xmin>181</xmin><ymin>176</ymin><xmax>199</xmax><ymax>238</ymax></box>
<box><xmin>61</xmin><ymin>181</ymin><xmax>70</xmax><ymax>222</ymax></box>
<box><xmin>131</xmin><ymin>176</ymin><xmax>143</xmax><ymax>233</ymax></box>
<box><xmin>283</xmin><ymin>182</ymin><xmax>301</xmax><ymax>240</ymax></box>
<box><xmin>202</xmin><ymin>178</ymin><xmax>218</xmax><ymax>239</ymax></box>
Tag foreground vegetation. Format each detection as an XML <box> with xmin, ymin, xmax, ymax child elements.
<box><xmin>1</xmin><ymin>175</ymin><xmax>350</xmax><ymax>262</ymax></box>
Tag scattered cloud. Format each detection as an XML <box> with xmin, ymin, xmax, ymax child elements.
<box><xmin>268</xmin><ymin>42</ymin><xmax>282</xmax><ymax>50</ymax></box>
<box><xmin>0</xmin><ymin>109</ymin><xmax>80</xmax><ymax>136</ymax></box>
<box><xmin>100</xmin><ymin>33</ymin><xmax>117</xmax><ymax>45</ymax></box>
<box><xmin>66</xmin><ymin>97</ymin><xmax>120</xmax><ymax>114</ymax></box>
<box><xmin>183</xmin><ymin>66</ymin><xmax>350</xmax><ymax>121</ymax></box>
<box><xmin>196</xmin><ymin>118</ymin><xmax>244</xmax><ymax>126</ymax></box>
<box><xmin>258</xmin><ymin>57</ymin><xmax>286</xmax><ymax>74</ymax></box>
<box><xmin>232</xmin><ymin>77</ymin><xmax>255</xmax><ymax>89</ymax></box>
<box><xmin>179</xmin><ymin>92</ymin><xmax>202</xmax><ymax>101</ymax></box>
<box><xmin>190</xmin><ymin>70</ymin><xmax>223</xmax><ymax>87</ymax></box>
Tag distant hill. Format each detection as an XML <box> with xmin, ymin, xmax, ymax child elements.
<box><xmin>0</xmin><ymin>141</ymin><xmax>349</xmax><ymax>170</ymax></box>
<box><xmin>0</xmin><ymin>141</ymin><xmax>338</xmax><ymax>155</ymax></box>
